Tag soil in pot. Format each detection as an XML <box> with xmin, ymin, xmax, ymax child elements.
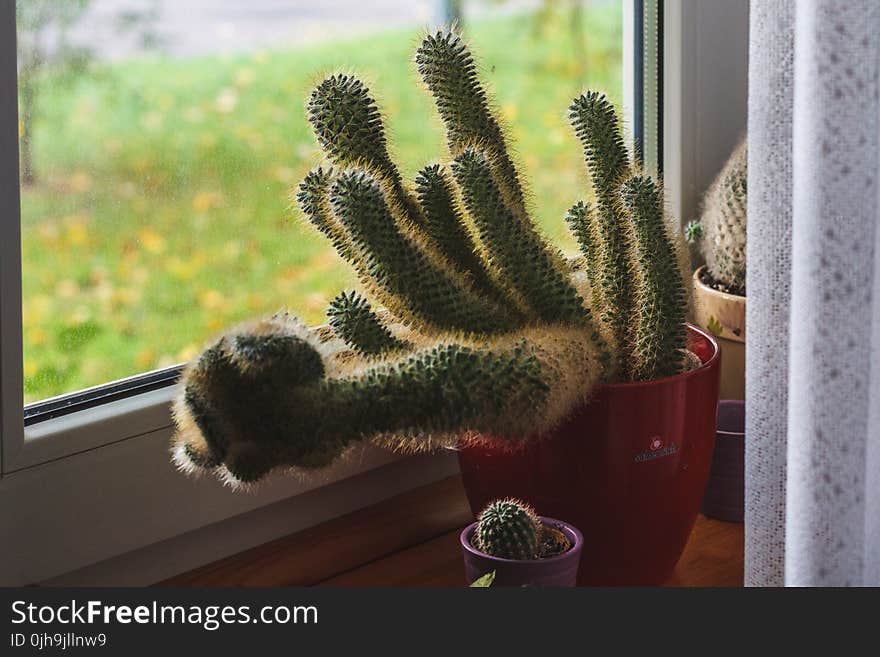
<box><xmin>698</xmin><ymin>266</ymin><xmax>745</xmax><ymax>298</ymax></box>
<box><xmin>538</xmin><ymin>525</ymin><xmax>571</xmax><ymax>558</ymax></box>
<box><xmin>469</xmin><ymin>522</ymin><xmax>573</xmax><ymax>559</ymax></box>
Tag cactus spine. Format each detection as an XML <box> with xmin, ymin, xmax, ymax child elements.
<box><xmin>171</xmin><ymin>29</ymin><xmax>691</xmax><ymax>486</ymax></box>
<box><xmin>474</xmin><ymin>499</ymin><xmax>541</xmax><ymax>560</ymax></box>
<box><xmin>690</xmin><ymin>138</ymin><xmax>747</xmax><ymax>294</ymax></box>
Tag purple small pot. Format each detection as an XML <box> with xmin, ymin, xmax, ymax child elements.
<box><xmin>701</xmin><ymin>400</ymin><xmax>745</xmax><ymax>522</ymax></box>
<box><xmin>461</xmin><ymin>516</ymin><xmax>583</xmax><ymax>587</ymax></box>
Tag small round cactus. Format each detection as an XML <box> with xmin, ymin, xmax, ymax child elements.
<box><xmin>474</xmin><ymin>498</ymin><xmax>542</xmax><ymax>560</ymax></box>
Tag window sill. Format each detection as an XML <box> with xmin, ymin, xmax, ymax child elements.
<box><xmin>2</xmin><ymin>419</ymin><xmax>459</xmax><ymax>586</ymax></box>
<box><xmin>161</xmin><ymin>475</ymin><xmax>745</xmax><ymax>587</ymax></box>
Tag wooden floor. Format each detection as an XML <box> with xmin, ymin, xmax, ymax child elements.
<box><xmin>162</xmin><ymin>475</ymin><xmax>743</xmax><ymax>587</ymax></box>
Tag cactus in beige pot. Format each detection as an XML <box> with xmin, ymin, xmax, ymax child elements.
<box><xmin>686</xmin><ymin>137</ymin><xmax>747</xmax><ymax>399</ymax></box>
<box><xmin>687</xmin><ymin>137</ymin><xmax>747</xmax><ymax>296</ymax></box>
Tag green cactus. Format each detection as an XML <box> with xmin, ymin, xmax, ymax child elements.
<box><xmin>684</xmin><ymin>219</ymin><xmax>703</xmax><ymax>243</ymax></box>
<box><xmin>620</xmin><ymin>175</ymin><xmax>688</xmax><ymax>380</ymax></box>
<box><xmin>691</xmin><ymin>138</ymin><xmax>747</xmax><ymax>294</ymax></box>
<box><xmin>450</xmin><ymin>147</ymin><xmax>593</xmax><ymax>328</ymax></box>
<box><xmin>568</xmin><ymin>91</ymin><xmax>636</xmax><ymax>377</ymax></box>
<box><xmin>474</xmin><ymin>499</ymin><xmax>541</xmax><ymax>560</ymax></box>
<box><xmin>171</xmin><ymin>29</ymin><xmax>690</xmax><ymax>486</ymax></box>
<box><xmin>415</xmin><ymin>31</ymin><xmax>526</xmax><ymax>215</ymax></box>
<box><xmin>327</xmin><ymin>290</ymin><xmax>409</xmax><ymax>356</ymax></box>
<box><xmin>307</xmin><ymin>74</ymin><xmax>416</xmax><ymax>220</ymax></box>
<box><xmin>173</xmin><ymin>315</ymin><xmax>602</xmax><ymax>483</ymax></box>
<box><xmin>414</xmin><ymin>163</ymin><xmax>505</xmax><ymax>303</ymax></box>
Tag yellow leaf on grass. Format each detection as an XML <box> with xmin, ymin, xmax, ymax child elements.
<box><xmin>104</xmin><ymin>138</ymin><xmax>123</xmax><ymax>154</ymax></box>
<box><xmin>38</xmin><ymin>221</ymin><xmax>60</xmax><ymax>243</ymax></box>
<box><xmin>235</xmin><ymin>67</ymin><xmax>255</xmax><ymax>87</ymax></box>
<box><xmin>157</xmin><ymin>93</ymin><xmax>174</xmax><ymax>111</ymax></box>
<box><xmin>167</xmin><ymin>255</ymin><xmax>204</xmax><ymax>280</ymax></box>
<box><xmin>93</xmin><ymin>281</ymin><xmax>114</xmax><ymax>303</ymax></box>
<box><xmin>67</xmin><ymin>171</ymin><xmax>93</xmax><ymax>193</ymax></box>
<box><xmin>65</xmin><ymin>221</ymin><xmax>89</xmax><ymax>246</ymax></box>
<box><xmin>272</xmin><ymin>166</ymin><xmax>296</xmax><ymax>184</ymax></box>
<box><xmin>198</xmin><ymin>289</ymin><xmax>227</xmax><ymax>312</ymax></box>
<box><xmin>112</xmin><ymin>287</ymin><xmax>140</xmax><ymax>307</ymax></box>
<box><xmin>56</xmin><ymin>279</ymin><xmax>80</xmax><ymax>299</ymax></box>
<box><xmin>135</xmin><ymin>349</ymin><xmax>156</xmax><ymax>370</ymax></box>
<box><xmin>305</xmin><ymin>292</ymin><xmax>327</xmax><ymax>313</ymax></box>
<box><xmin>215</xmin><ymin>88</ymin><xmax>238</xmax><ymax>114</ymax></box>
<box><xmin>177</xmin><ymin>344</ymin><xmax>200</xmax><ymax>361</ymax></box>
<box><xmin>221</xmin><ymin>241</ymin><xmax>241</xmax><ymax>260</ymax></box>
<box><xmin>27</xmin><ymin>327</ymin><xmax>48</xmax><ymax>346</ymax></box>
<box><xmin>23</xmin><ymin>295</ymin><xmax>51</xmax><ymax>325</ymax></box>
<box><xmin>61</xmin><ymin>214</ymin><xmax>90</xmax><ymax>247</ymax></box>
<box><xmin>138</xmin><ymin>228</ymin><xmax>166</xmax><ymax>255</ymax></box>
<box><xmin>192</xmin><ymin>191</ymin><xmax>223</xmax><ymax>213</ymax></box>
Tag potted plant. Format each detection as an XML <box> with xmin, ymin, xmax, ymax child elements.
<box><xmin>461</xmin><ymin>499</ymin><xmax>583</xmax><ymax>587</ymax></box>
<box><xmin>686</xmin><ymin>138</ymin><xmax>746</xmax><ymax>400</ymax></box>
<box><xmin>170</xmin><ymin>30</ymin><xmax>720</xmax><ymax>586</ymax></box>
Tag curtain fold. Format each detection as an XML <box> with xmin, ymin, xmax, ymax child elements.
<box><xmin>746</xmin><ymin>0</ymin><xmax>880</xmax><ymax>586</ymax></box>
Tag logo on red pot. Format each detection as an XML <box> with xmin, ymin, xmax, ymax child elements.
<box><xmin>634</xmin><ymin>435</ymin><xmax>678</xmax><ymax>463</ymax></box>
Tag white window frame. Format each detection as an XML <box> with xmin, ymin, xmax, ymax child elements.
<box><xmin>0</xmin><ymin>1</ymin><xmax>748</xmax><ymax>586</ymax></box>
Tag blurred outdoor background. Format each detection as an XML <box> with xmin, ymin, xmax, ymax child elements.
<box><xmin>17</xmin><ymin>0</ymin><xmax>623</xmax><ymax>403</ymax></box>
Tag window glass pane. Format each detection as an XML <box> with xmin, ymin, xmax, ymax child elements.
<box><xmin>18</xmin><ymin>0</ymin><xmax>623</xmax><ymax>404</ymax></box>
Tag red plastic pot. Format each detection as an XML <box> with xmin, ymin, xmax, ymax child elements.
<box><xmin>461</xmin><ymin>517</ymin><xmax>583</xmax><ymax>587</ymax></box>
<box><xmin>457</xmin><ymin>324</ymin><xmax>720</xmax><ymax>586</ymax></box>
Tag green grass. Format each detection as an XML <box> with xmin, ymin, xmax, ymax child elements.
<box><xmin>21</xmin><ymin>6</ymin><xmax>622</xmax><ymax>403</ymax></box>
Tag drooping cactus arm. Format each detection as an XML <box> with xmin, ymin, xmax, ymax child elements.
<box><xmin>173</xmin><ymin>316</ymin><xmax>603</xmax><ymax>484</ymax></box>
<box><xmin>568</xmin><ymin>92</ymin><xmax>634</xmax><ymax>376</ymax></box>
<box><xmin>329</xmin><ymin>169</ymin><xmax>522</xmax><ymax>333</ymax></box>
<box><xmin>415</xmin><ymin>31</ymin><xmax>526</xmax><ymax>213</ymax></box>
<box><xmin>451</xmin><ymin>148</ymin><xmax>593</xmax><ymax>327</ymax></box>
<box><xmin>619</xmin><ymin>174</ymin><xmax>687</xmax><ymax>380</ymax></box>
<box><xmin>327</xmin><ymin>290</ymin><xmax>410</xmax><ymax>356</ymax></box>
<box><xmin>173</xmin><ymin>320</ymin><xmax>331</xmax><ymax>477</ymax></box>
<box><xmin>414</xmin><ymin>164</ymin><xmax>509</xmax><ymax>304</ymax></box>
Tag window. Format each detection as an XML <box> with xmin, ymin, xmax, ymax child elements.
<box><xmin>17</xmin><ymin>0</ymin><xmax>624</xmax><ymax>416</ymax></box>
<box><xmin>2</xmin><ymin>1</ymin><xmax>748</xmax><ymax>587</ymax></box>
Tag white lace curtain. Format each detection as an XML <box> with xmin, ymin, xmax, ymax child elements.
<box><xmin>746</xmin><ymin>0</ymin><xmax>880</xmax><ymax>586</ymax></box>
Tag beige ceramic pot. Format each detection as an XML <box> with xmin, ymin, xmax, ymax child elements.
<box><xmin>692</xmin><ymin>266</ymin><xmax>745</xmax><ymax>399</ymax></box>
